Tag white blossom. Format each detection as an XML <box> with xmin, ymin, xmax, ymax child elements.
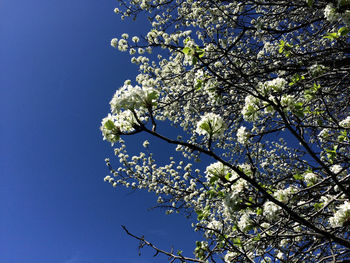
<box><xmin>195</xmin><ymin>113</ymin><xmax>226</xmax><ymax>138</ymax></box>
<box><xmin>330</xmin><ymin>164</ymin><xmax>343</xmax><ymax>174</ymax></box>
<box><xmin>236</xmin><ymin>126</ymin><xmax>250</xmax><ymax>145</ymax></box>
<box><xmin>339</xmin><ymin>116</ymin><xmax>350</xmax><ymax>128</ymax></box>
<box><xmin>329</xmin><ymin>201</ymin><xmax>350</xmax><ymax>227</ymax></box>
<box><xmin>260</xmin><ymin>77</ymin><xmax>287</xmax><ymax>94</ymax></box>
<box><xmin>237</xmin><ymin>211</ymin><xmax>252</xmax><ymax>231</ymax></box>
<box><xmin>242</xmin><ymin>95</ymin><xmax>260</xmax><ymax>121</ymax></box>
<box><xmin>263</xmin><ymin>201</ymin><xmax>280</xmax><ymax>220</ymax></box>
<box><xmin>110</xmin><ymin>38</ymin><xmax>118</xmax><ymax>48</ymax></box>
<box><xmin>132</xmin><ymin>36</ymin><xmax>139</xmax><ymax>43</ymax></box>
<box><xmin>324</xmin><ymin>4</ymin><xmax>339</xmax><ymax>22</ymax></box>
<box><xmin>118</xmin><ymin>39</ymin><xmax>128</xmax><ymax>51</ymax></box>
<box><xmin>273</xmin><ymin>186</ymin><xmax>296</xmax><ymax>203</ymax></box>
<box><xmin>110</xmin><ymin>84</ymin><xmax>158</xmax><ymax>112</ymax></box>
<box><xmin>224</xmin><ymin>251</ymin><xmax>237</xmax><ymax>263</ymax></box>
<box><xmin>304</xmin><ymin>172</ymin><xmax>319</xmax><ymax>185</ymax></box>
<box><xmin>142</xmin><ymin>140</ymin><xmax>150</xmax><ymax>148</ymax></box>
<box><xmin>100</xmin><ymin>114</ymin><xmax>119</xmax><ymax>144</ymax></box>
<box><xmin>205</xmin><ymin>162</ymin><xmax>232</xmax><ymax>180</ymax></box>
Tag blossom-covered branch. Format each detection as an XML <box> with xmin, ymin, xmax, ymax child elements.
<box><xmin>101</xmin><ymin>0</ymin><xmax>350</xmax><ymax>262</ymax></box>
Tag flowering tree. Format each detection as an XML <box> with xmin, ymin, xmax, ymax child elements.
<box><xmin>101</xmin><ymin>0</ymin><xmax>350</xmax><ymax>262</ymax></box>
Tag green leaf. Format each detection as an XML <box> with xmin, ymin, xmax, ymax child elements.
<box><xmin>323</xmin><ymin>32</ymin><xmax>338</xmax><ymax>41</ymax></box>
<box><xmin>314</xmin><ymin>203</ymin><xmax>323</xmax><ymax>210</ymax></box>
<box><xmin>313</xmin><ymin>83</ymin><xmax>321</xmax><ymax>92</ymax></box>
<box><xmin>253</xmin><ymin>234</ymin><xmax>261</xmax><ymax>241</ymax></box>
<box><xmin>338</xmin><ymin>27</ymin><xmax>349</xmax><ymax>36</ymax></box>
<box><xmin>195</xmin><ymin>79</ymin><xmax>202</xmax><ymax>90</ymax></box>
<box><xmin>326</xmin><ymin>146</ymin><xmax>337</xmax><ymax>163</ymax></box>
<box><xmin>233</xmin><ymin>237</ymin><xmax>242</xmax><ymax>247</ymax></box>
<box><xmin>257</xmin><ymin>208</ymin><xmax>263</xmax><ymax>215</ymax></box>
<box><xmin>225</xmin><ymin>172</ymin><xmax>231</xmax><ymax>181</ymax></box>
<box><xmin>199</xmin><ymin>122</ymin><xmax>211</xmax><ymax>134</ymax></box>
<box><xmin>196</xmin><ymin>48</ymin><xmax>205</xmax><ymax>58</ymax></box>
<box><xmin>293</xmin><ymin>174</ymin><xmax>304</xmax><ymax>180</ymax></box>
<box><xmin>104</xmin><ymin>120</ymin><xmax>115</xmax><ymax>130</ymax></box>
<box><xmin>182</xmin><ymin>47</ymin><xmax>191</xmax><ymax>55</ymax></box>
<box><xmin>197</xmin><ymin>206</ymin><xmax>210</xmax><ymax>221</ymax></box>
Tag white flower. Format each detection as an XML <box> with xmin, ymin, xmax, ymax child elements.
<box><xmin>100</xmin><ymin>114</ymin><xmax>119</xmax><ymax>144</ymax></box>
<box><xmin>263</xmin><ymin>201</ymin><xmax>280</xmax><ymax>220</ymax></box>
<box><xmin>129</xmin><ymin>48</ymin><xmax>136</xmax><ymax>55</ymax></box>
<box><xmin>138</xmin><ymin>48</ymin><xmax>145</xmax><ymax>54</ymax></box>
<box><xmin>238</xmin><ymin>212</ymin><xmax>252</xmax><ymax>231</ymax></box>
<box><xmin>242</xmin><ymin>95</ymin><xmax>260</xmax><ymax>122</ymax></box>
<box><xmin>280</xmin><ymin>239</ymin><xmax>288</xmax><ymax>247</ymax></box>
<box><xmin>257</xmin><ymin>41</ymin><xmax>276</xmax><ymax>59</ymax></box>
<box><xmin>110</xmin><ymin>84</ymin><xmax>159</xmax><ymax>112</ymax></box>
<box><xmin>132</xmin><ymin>36</ymin><xmax>140</xmax><ymax>43</ymax></box>
<box><xmin>207</xmin><ymin>220</ymin><xmax>222</xmax><ymax>231</ymax></box>
<box><xmin>110</xmin><ymin>38</ymin><xmax>118</xmax><ymax>48</ymax></box>
<box><xmin>260</xmin><ymin>77</ymin><xmax>287</xmax><ymax>94</ymax></box>
<box><xmin>318</xmin><ymin>128</ymin><xmax>329</xmax><ymax>142</ymax></box>
<box><xmin>330</xmin><ymin>164</ymin><xmax>342</xmax><ymax>174</ymax></box>
<box><xmin>146</xmin><ymin>47</ymin><xmax>152</xmax><ymax>54</ymax></box>
<box><xmin>121</xmin><ymin>33</ymin><xmax>129</xmax><ymax>39</ymax></box>
<box><xmin>339</xmin><ymin>116</ymin><xmax>350</xmax><ymax>128</ymax></box>
<box><xmin>261</xmin><ymin>222</ymin><xmax>270</xmax><ymax>229</ymax></box>
<box><xmin>205</xmin><ymin>162</ymin><xmax>235</xmax><ymax>180</ymax></box>
<box><xmin>224</xmin><ymin>251</ymin><xmax>237</xmax><ymax>263</ymax></box>
<box><xmin>273</xmin><ymin>186</ymin><xmax>296</xmax><ymax>203</ymax></box>
<box><xmin>223</xmin><ymin>190</ymin><xmax>241</xmax><ymax>214</ymax></box>
<box><xmin>100</xmin><ymin>110</ymin><xmax>139</xmax><ymax>144</ymax></box>
<box><xmin>118</xmin><ymin>39</ymin><xmax>128</xmax><ymax>51</ymax></box>
<box><xmin>280</xmin><ymin>95</ymin><xmax>295</xmax><ymax>110</ymax></box>
<box><xmin>236</xmin><ymin>126</ymin><xmax>250</xmax><ymax>145</ymax></box>
<box><xmin>309</xmin><ymin>64</ymin><xmax>326</xmax><ymax>77</ymax></box>
<box><xmin>114</xmin><ymin>110</ymin><xmax>137</xmax><ymax>132</ymax></box>
<box><xmin>329</xmin><ymin>201</ymin><xmax>350</xmax><ymax>227</ymax></box>
<box><xmin>142</xmin><ymin>140</ymin><xmax>150</xmax><ymax>148</ymax></box>
<box><xmin>195</xmin><ymin>113</ymin><xmax>226</xmax><ymax>138</ymax></box>
<box><xmin>276</xmin><ymin>252</ymin><xmax>284</xmax><ymax>260</ymax></box>
<box><xmin>304</xmin><ymin>172</ymin><xmax>319</xmax><ymax>185</ymax></box>
<box><xmin>113</xmin><ymin>8</ymin><xmax>119</xmax><ymax>14</ymax></box>
<box><xmin>324</xmin><ymin>4</ymin><xmax>339</xmax><ymax>22</ymax></box>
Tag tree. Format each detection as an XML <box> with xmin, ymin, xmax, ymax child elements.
<box><xmin>101</xmin><ymin>0</ymin><xmax>350</xmax><ymax>262</ymax></box>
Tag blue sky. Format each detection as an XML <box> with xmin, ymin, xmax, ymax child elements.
<box><xmin>0</xmin><ymin>0</ymin><xmax>200</xmax><ymax>262</ymax></box>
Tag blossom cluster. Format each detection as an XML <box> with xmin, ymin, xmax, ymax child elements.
<box><xmin>324</xmin><ymin>2</ymin><xmax>350</xmax><ymax>26</ymax></box>
<box><xmin>195</xmin><ymin>113</ymin><xmax>226</xmax><ymax>138</ymax></box>
<box><xmin>110</xmin><ymin>84</ymin><xmax>159</xmax><ymax>113</ymax></box>
<box><xmin>329</xmin><ymin>201</ymin><xmax>350</xmax><ymax>227</ymax></box>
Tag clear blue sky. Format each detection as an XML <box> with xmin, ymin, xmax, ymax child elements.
<box><xmin>0</xmin><ymin>1</ymin><xmax>199</xmax><ymax>262</ymax></box>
